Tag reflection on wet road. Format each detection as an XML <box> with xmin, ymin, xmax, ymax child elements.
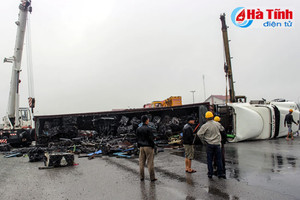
<box><xmin>1</xmin><ymin>137</ymin><xmax>300</xmax><ymax>200</ymax></box>
<box><xmin>171</xmin><ymin>137</ymin><xmax>300</xmax><ymax>199</ymax></box>
<box><xmin>173</xmin><ymin>138</ymin><xmax>299</xmax><ymax>179</ymax></box>
<box><xmin>140</xmin><ymin>181</ymin><xmax>157</xmax><ymax>200</ymax></box>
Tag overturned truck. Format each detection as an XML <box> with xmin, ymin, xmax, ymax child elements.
<box><xmin>34</xmin><ymin>103</ymin><xmax>210</xmax><ymax>145</ymax></box>
<box><xmin>215</xmin><ymin>101</ymin><xmax>300</xmax><ymax>142</ymax></box>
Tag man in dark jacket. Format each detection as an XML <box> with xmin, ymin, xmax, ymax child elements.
<box><xmin>284</xmin><ymin>109</ymin><xmax>298</xmax><ymax>141</ymax></box>
<box><xmin>182</xmin><ymin>116</ymin><xmax>196</xmax><ymax>173</ymax></box>
<box><xmin>136</xmin><ymin>115</ymin><xmax>157</xmax><ymax>181</ymax></box>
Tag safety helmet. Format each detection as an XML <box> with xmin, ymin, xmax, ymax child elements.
<box><xmin>214</xmin><ymin>116</ymin><xmax>220</xmax><ymax>122</ymax></box>
<box><xmin>289</xmin><ymin>109</ymin><xmax>293</xmax><ymax>113</ymax></box>
<box><xmin>205</xmin><ymin>111</ymin><xmax>214</xmax><ymax>119</ymax></box>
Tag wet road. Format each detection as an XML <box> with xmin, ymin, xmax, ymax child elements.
<box><xmin>1</xmin><ymin>137</ymin><xmax>300</xmax><ymax>200</ymax></box>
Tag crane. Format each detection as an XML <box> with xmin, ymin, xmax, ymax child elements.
<box><xmin>220</xmin><ymin>13</ymin><xmax>246</xmax><ymax>103</ymax></box>
<box><xmin>0</xmin><ymin>0</ymin><xmax>34</xmax><ymax>146</ymax></box>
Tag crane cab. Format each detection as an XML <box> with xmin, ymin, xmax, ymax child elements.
<box><xmin>0</xmin><ymin>107</ymin><xmax>33</xmax><ymax>146</ymax></box>
<box><xmin>19</xmin><ymin>107</ymin><xmax>32</xmax><ymax>129</ymax></box>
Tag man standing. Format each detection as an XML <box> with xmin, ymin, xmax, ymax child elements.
<box><xmin>214</xmin><ymin>116</ymin><xmax>226</xmax><ymax>175</ymax></box>
<box><xmin>182</xmin><ymin>117</ymin><xmax>196</xmax><ymax>173</ymax></box>
<box><xmin>284</xmin><ymin>109</ymin><xmax>298</xmax><ymax>141</ymax></box>
<box><xmin>136</xmin><ymin>115</ymin><xmax>157</xmax><ymax>181</ymax></box>
<box><xmin>197</xmin><ymin>111</ymin><xmax>225</xmax><ymax>179</ymax></box>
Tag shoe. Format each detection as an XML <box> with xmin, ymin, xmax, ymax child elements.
<box><xmin>292</xmin><ymin>137</ymin><xmax>294</xmax><ymax>140</ymax></box>
<box><xmin>151</xmin><ymin>178</ymin><xmax>157</xmax><ymax>182</ymax></box>
<box><xmin>208</xmin><ymin>175</ymin><xmax>212</xmax><ymax>179</ymax></box>
<box><xmin>140</xmin><ymin>178</ymin><xmax>144</xmax><ymax>181</ymax></box>
<box><xmin>286</xmin><ymin>138</ymin><xmax>289</xmax><ymax>141</ymax></box>
<box><xmin>187</xmin><ymin>169</ymin><xmax>197</xmax><ymax>173</ymax></box>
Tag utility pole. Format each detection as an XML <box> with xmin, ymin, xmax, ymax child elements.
<box><xmin>202</xmin><ymin>75</ymin><xmax>206</xmax><ymax>101</ymax></box>
<box><xmin>190</xmin><ymin>90</ymin><xmax>196</xmax><ymax>104</ymax></box>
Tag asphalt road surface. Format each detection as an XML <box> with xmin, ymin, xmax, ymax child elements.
<box><xmin>1</xmin><ymin>137</ymin><xmax>300</xmax><ymax>200</ymax></box>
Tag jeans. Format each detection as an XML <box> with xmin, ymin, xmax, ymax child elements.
<box><xmin>207</xmin><ymin>144</ymin><xmax>223</xmax><ymax>176</ymax></box>
<box><xmin>213</xmin><ymin>144</ymin><xmax>226</xmax><ymax>174</ymax></box>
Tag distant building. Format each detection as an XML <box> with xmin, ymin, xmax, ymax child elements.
<box><xmin>205</xmin><ymin>95</ymin><xmax>228</xmax><ymax>105</ymax></box>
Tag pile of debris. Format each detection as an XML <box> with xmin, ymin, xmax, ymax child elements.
<box><xmin>0</xmin><ymin>112</ymin><xmax>204</xmax><ymax>169</ymax></box>
<box><xmin>0</xmin><ymin>143</ymin><xmax>11</xmax><ymax>152</ymax></box>
<box><xmin>37</xmin><ymin>113</ymin><xmax>197</xmax><ymax>146</ymax></box>
<box><xmin>0</xmin><ymin>134</ymin><xmax>141</xmax><ymax>165</ymax></box>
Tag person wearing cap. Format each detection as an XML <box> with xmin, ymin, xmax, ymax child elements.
<box><xmin>213</xmin><ymin>116</ymin><xmax>226</xmax><ymax>175</ymax></box>
<box><xmin>182</xmin><ymin>116</ymin><xmax>196</xmax><ymax>173</ymax></box>
<box><xmin>284</xmin><ymin>109</ymin><xmax>298</xmax><ymax>141</ymax></box>
<box><xmin>136</xmin><ymin>115</ymin><xmax>157</xmax><ymax>181</ymax></box>
<box><xmin>197</xmin><ymin>111</ymin><xmax>225</xmax><ymax>179</ymax></box>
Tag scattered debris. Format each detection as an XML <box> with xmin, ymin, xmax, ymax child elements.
<box><xmin>0</xmin><ymin>144</ymin><xmax>11</xmax><ymax>152</ymax></box>
<box><xmin>1</xmin><ymin>105</ymin><xmax>209</xmax><ymax>168</ymax></box>
<box><xmin>28</xmin><ymin>147</ymin><xmax>45</xmax><ymax>162</ymax></box>
<box><xmin>4</xmin><ymin>152</ymin><xmax>23</xmax><ymax>158</ymax></box>
<box><xmin>40</xmin><ymin>152</ymin><xmax>74</xmax><ymax>169</ymax></box>
<box><xmin>168</xmin><ymin>135</ymin><xmax>182</xmax><ymax>145</ymax></box>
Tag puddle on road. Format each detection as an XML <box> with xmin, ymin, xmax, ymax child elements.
<box><xmin>170</xmin><ymin>141</ymin><xmax>299</xmax><ymax>183</ymax></box>
<box><xmin>106</xmin><ymin>156</ymin><xmax>188</xmax><ymax>182</ymax></box>
<box><xmin>206</xmin><ymin>185</ymin><xmax>239</xmax><ymax>200</ymax></box>
<box><xmin>270</xmin><ymin>153</ymin><xmax>297</xmax><ymax>172</ymax></box>
<box><xmin>140</xmin><ymin>181</ymin><xmax>157</xmax><ymax>200</ymax></box>
<box><xmin>170</xmin><ymin>146</ymin><xmax>241</xmax><ymax>181</ymax></box>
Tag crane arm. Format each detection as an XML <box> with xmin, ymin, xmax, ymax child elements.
<box><xmin>220</xmin><ymin>14</ymin><xmax>235</xmax><ymax>103</ymax></box>
<box><xmin>4</xmin><ymin>0</ymin><xmax>32</xmax><ymax>128</ymax></box>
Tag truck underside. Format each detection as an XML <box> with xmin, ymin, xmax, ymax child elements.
<box><xmin>35</xmin><ymin>103</ymin><xmax>209</xmax><ymax>145</ymax></box>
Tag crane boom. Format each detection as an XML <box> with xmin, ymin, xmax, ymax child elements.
<box><xmin>0</xmin><ymin>1</ymin><xmax>34</xmax><ymax>146</ymax></box>
<box><xmin>4</xmin><ymin>0</ymin><xmax>32</xmax><ymax>128</ymax></box>
<box><xmin>220</xmin><ymin>13</ymin><xmax>235</xmax><ymax>103</ymax></box>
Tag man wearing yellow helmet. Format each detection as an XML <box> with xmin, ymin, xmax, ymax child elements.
<box><xmin>284</xmin><ymin>109</ymin><xmax>298</xmax><ymax>140</ymax></box>
<box><xmin>197</xmin><ymin>111</ymin><xmax>225</xmax><ymax>179</ymax></box>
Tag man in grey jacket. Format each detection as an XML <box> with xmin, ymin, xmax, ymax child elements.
<box><xmin>197</xmin><ymin>111</ymin><xmax>225</xmax><ymax>179</ymax></box>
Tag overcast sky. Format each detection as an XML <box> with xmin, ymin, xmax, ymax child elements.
<box><xmin>0</xmin><ymin>0</ymin><xmax>299</xmax><ymax>116</ymax></box>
